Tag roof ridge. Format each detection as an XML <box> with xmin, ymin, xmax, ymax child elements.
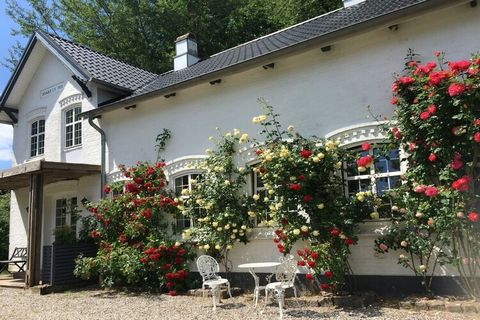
<box><xmin>210</xmin><ymin>6</ymin><xmax>345</xmax><ymax>58</ymax></box>
<box><xmin>43</xmin><ymin>31</ymin><xmax>158</xmax><ymax>76</ymax></box>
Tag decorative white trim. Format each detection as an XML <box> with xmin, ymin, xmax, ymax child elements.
<box><xmin>59</xmin><ymin>94</ymin><xmax>83</xmax><ymax>109</ymax></box>
<box><xmin>25</xmin><ymin>107</ymin><xmax>47</xmax><ymax>121</ymax></box>
<box><xmin>325</xmin><ymin>121</ymin><xmax>388</xmax><ymax>147</ymax></box>
<box><xmin>107</xmin><ymin>171</ymin><xmax>126</xmax><ymax>183</ymax></box>
<box><xmin>164</xmin><ymin>155</ymin><xmax>207</xmax><ymax>178</ymax></box>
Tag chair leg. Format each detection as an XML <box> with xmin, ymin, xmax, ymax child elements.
<box><xmin>211</xmin><ymin>286</ymin><xmax>217</xmax><ymax>311</ymax></box>
<box><xmin>293</xmin><ymin>287</ymin><xmax>300</xmax><ymax>307</ymax></box>
<box><xmin>261</xmin><ymin>288</ymin><xmax>269</xmax><ymax>314</ymax></box>
<box><xmin>277</xmin><ymin>289</ymin><xmax>284</xmax><ymax>319</ymax></box>
<box><xmin>227</xmin><ymin>282</ymin><xmax>233</xmax><ymax>299</ymax></box>
<box><xmin>254</xmin><ymin>286</ymin><xmax>259</xmax><ymax>308</ymax></box>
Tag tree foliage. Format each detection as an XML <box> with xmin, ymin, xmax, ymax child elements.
<box><xmin>0</xmin><ymin>192</ymin><xmax>10</xmax><ymax>260</ymax></box>
<box><xmin>4</xmin><ymin>0</ymin><xmax>342</xmax><ymax>73</ymax></box>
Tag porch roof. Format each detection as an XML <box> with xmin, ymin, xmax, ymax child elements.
<box><xmin>0</xmin><ymin>160</ymin><xmax>101</xmax><ymax>190</ymax></box>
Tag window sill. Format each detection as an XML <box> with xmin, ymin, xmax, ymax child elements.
<box><xmin>27</xmin><ymin>155</ymin><xmax>45</xmax><ymax>162</ymax></box>
<box><xmin>63</xmin><ymin>145</ymin><xmax>82</xmax><ymax>152</ymax></box>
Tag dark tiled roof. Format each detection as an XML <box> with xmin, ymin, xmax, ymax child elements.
<box><xmin>118</xmin><ymin>0</ymin><xmax>428</xmax><ymax>103</ymax></box>
<box><xmin>40</xmin><ymin>31</ymin><xmax>158</xmax><ymax>91</ymax></box>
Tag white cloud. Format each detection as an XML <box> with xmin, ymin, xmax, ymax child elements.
<box><xmin>0</xmin><ymin>124</ymin><xmax>13</xmax><ymax>162</ymax></box>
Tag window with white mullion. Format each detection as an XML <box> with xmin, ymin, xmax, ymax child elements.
<box><xmin>344</xmin><ymin>146</ymin><xmax>402</xmax><ymax>217</ymax></box>
<box><xmin>65</xmin><ymin>106</ymin><xmax>82</xmax><ymax>148</ymax></box>
<box><xmin>30</xmin><ymin>119</ymin><xmax>45</xmax><ymax>157</ymax></box>
<box><xmin>174</xmin><ymin>173</ymin><xmax>202</xmax><ymax>230</ymax></box>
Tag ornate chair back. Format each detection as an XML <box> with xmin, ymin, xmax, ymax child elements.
<box><xmin>274</xmin><ymin>255</ymin><xmax>297</xmax><ymax>287</ymax></box>
<box><xmin>197</xmin><ymin>255</ymin><xmax>221</xmax><ymax>282</ymax></box>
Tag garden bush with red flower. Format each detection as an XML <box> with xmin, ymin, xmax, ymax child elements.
<box><xmin>252</xmin><ymin>102</ymin><xmax>371</xmax><ymax>292</ymax></box>
<box><xmin>74</xmin><ymin>162</ymin><xmax>195</xmax><ymax>294</ymax></box>
<box><xmin>374</xmin><ymin>51</ymin><xmax>480</xmax><ymax>297</ymax></box>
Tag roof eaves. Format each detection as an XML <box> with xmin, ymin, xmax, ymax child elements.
<box><xmin>35</xmin><ymin>29</ymin><xmax>91</xmax><ymax>81</ymax></box>
<box><xmin>86</xmin><ymin>0</ymin><xmax>466</xmax><ymax>118</ymax></box>
<box><xmin>0</xmin><ymin>34</ymin><xmax>37</xmax><ymax>107</ymax></box>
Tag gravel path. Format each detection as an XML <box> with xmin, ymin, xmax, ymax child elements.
<box><xmin>0</xmin><ymin>287</ymin><xmax>478</xmax><ymax>320</ymax></box>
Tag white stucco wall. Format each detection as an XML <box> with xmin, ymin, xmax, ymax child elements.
<box><xmin>98</xmin><ymin>3</ymin><xmax>479</xmax><ymax>276</ymax></box>
<box><xmin>11</xmin><ymin>51</ymin><xmax>100</xmax><ymax>166</ymax></box>
<box><xmin>8</xmin><ymin>50</ymin><xmax>102</xmax><ymax>263</ymax></box>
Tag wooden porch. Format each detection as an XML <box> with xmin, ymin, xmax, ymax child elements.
<box><xmin>0</xmin><ymin>160</ymin><xmax>100</xmax><ymax>288</ymax></box>
<box><xmin>0</xmin><ymin>273</ymin><xmax>25</xmax><ymax>289</ymax></box>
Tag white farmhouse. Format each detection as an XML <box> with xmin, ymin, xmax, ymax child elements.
<box><xmin>0</xmin><ymin>0</ymin><xmax>478</xmax><ymax>293</ymax></box>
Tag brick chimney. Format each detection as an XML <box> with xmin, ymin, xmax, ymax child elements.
<box><xmin>343</xmin><ymin>0</ymin><xmax>367</xmax><ymax>7</ymax></box>
<box><xmin>174</xmin><ymin>33</ymin><xmax>200</xmax><ymax>71</ymax></box>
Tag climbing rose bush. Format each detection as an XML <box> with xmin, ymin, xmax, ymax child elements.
<box><xmin>252</xmin><ymin>102</ymin><xmax>370</xmax><ymax>292</ymax></box>
<box><xmin>181</xmin><ymin>131</ymin><xmax>253</xmax><ymax>268</ymax></box>
<box><xmin>374</xmin><ymin>51</ymin><xmax>480</xmax><ymax>296</ymax></box>
<box><xmin>74</xmin><ymin>162</ymin><xmax>195</xmax><ymax>294</ymax></box>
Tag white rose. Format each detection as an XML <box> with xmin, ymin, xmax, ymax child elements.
<box><xmin>226</xmin><ymin>244</ymin><xmax>233</xmax><ymax>250</ymax></box>
<box><xmin>212</xmin><ymin>221</ymin><xmax>218</xmax><ymax>227</ymax></box>
<box><xmin>203</xmin><ymin>244</ymin><xmax>210</xmax><ymax>250</ymax></box>
<box><xmin>287</xmin><ymin>125</ymin><xmax>294</xmax><ymax>132</ymax></box>
<box><xmin>252</xmin><ymin>194</ymin><xmax>260</xmax><ymax>201</ymax></box>
<box><xmin>215</xmin><ymin>244</ymin><xmax>221</xmax><ymax>250</ymax></box>
<box><xmin>301</xmin><ymin>225</ymin><xmax>308</xmax><ymax>232</ymax></box>
<box><xmin>293</xmin><ymin>229</ymin><xmax>301</xmax><ymax>235</ymax></box>
<box><xmin>312</xmin><ymin>230</ymin><xmax>320</xmax><ymax>236</ymax></box>
<box><xmin>317</xmin><ymin>203</ymin><xmax>325</xmax><ymax>209</ymax></box>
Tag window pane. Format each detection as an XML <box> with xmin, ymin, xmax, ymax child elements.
<box><xmin>66</xmin><ymin>110</ymin><xmax>73</xmax><ymax>124</ymax></box>
<box><xmin>347</xmin><ymin>179</ymin><xmax>371</xmax><ymax>196</ymax></box>
<box><xmin>375</xmin><ymin>177</ymin><xmax>389</xmax><ymax>194</ymax></box>
<box><xmin>31</xmin><ymin>122</ymin><xmax>38</xmax><ymax>135</ymax></box>
<box><xmin>74</xmin><ymin>107</ymin><xmax>82</xmax><ymax>121</ymax></box>
<box><xmin>374</xmin><ymin>149</ymin><xmax>400</xmax><ymax>173</ymax></box>
<box><xmin>74</xmin><ymin>122</ymin><xmax>82</xmax><ymax>145</ymax></box>
<box><xmin>39</xmin><ymin>120</ymin><xmax>45</xmax><ymax>133</ymax></box>
<box><xmin>30</xmin><ymin>136</ymin><xmax>37</xmax><ymax>157</ymax></box>
<box><xmin>38</xmin><ymin>134</ymin><xmax>45</xmax><ymax>155</ymax></box>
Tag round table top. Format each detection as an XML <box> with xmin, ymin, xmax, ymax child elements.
<box><xmin>238</xmin><ymin>262</ymin><xmax>281</xmax><ymax>269</ymax></box>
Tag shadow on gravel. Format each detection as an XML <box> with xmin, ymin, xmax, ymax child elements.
<box><xmin>286</xmin><ymin>310</ymin><xmax>340</xmax><ymax>318</ymax></box>
<box><xmin>216</xmin><ymin>302</ymin><xmax>247</xmax><ymax>310</ymax></box>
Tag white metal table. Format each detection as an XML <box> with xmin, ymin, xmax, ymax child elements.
<box><xmin>238</xmin><ymin>262</ymin><xmax>281</xmax><ymax>307</ymax></box>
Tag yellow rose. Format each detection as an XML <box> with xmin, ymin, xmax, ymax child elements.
<box><xmin>317</xmin><ymin>152</ymin><xmax>325</xmax><ymax>159</ymax></box>
<box><xmin>215</xmin><ymin>244</ymin><xmax>221</xmax><ymax>250</ymax></box>
<box><xmin>203</xmin><ymin>244</ymin><xmax>210</xmax><ymax>250</ymax></box>
<box><xmin>252</xmin><ymin>194</ymin><xmax>260</xmax><ymax>201</ymax></box>
<box><xmin>312</xmin><ymin>230</ymin><xmax>320</xmax><ymax>236</ymax></box>
<box><xmin>317</xmin><ymin>203</ymin><xmax>325</xmax><ymax>209</ymax></box>
<box><xmin>370</xmin><ymin>211</ymin><xmax>379</xmax><ymax>220</ymax></box>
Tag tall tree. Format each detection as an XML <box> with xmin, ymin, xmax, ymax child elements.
<box><xmin>4</xmin><ymin>0</ymin><xmax>342</xmax><ymax>73</ymax></box>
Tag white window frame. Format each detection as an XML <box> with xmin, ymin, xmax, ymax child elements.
<box><xmin>172</xmin><ymin>172</ymin><xmax>203</xmax><ymax>230</ymax></box>
<box><xmin>64</xmin><ymin>105</ymin><xmax>82</xmax><ymax>149</ymax></box>
<box><xmin>29</xmin><ymin>118</ymin><xmax>45</xmax><ymax>158</ymax></box>
<box><xmin>54</xmin><ymin>196</ymin><xmax>78</xmax><ymax>229</ymax></box>
<box><xmin>250</xmin><ymin>162</ymin><xmax>276</xmax><ymax>227</ymax></box>
<box><xmin>344</xmin><ymin>146</ymin><xmax>403</xmax><ymax>197</ymax></box>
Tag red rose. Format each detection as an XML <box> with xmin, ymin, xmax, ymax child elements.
<box><xmin>277</xmin><ymin>244</ymin><xmax>284</xmax><ymax>253</ymax></box>
<box><xmin>91</xmin><ymin>230</ymin><xmax>100</xmax><ymax>239</ymax></box>
<box><xmin>168</xmin><ymin>291</ymin><xmax>177</xmax><ymax>296</ymax></box>
<box><xmin>344</xmin><ymin>238</ymin><xmax>354</xmax><ymax>245</ymax></box>
<box><xmin>429</xmin><ymin>71</ymin><xmax>449</xmax><ymax>86</ymax></box>
<box><xmin>289</xmin><ymin>183</ymin><xmax>301</xmax><ymax>191</ymax></box>
<box><xmin>320</xmin><ymin>283</ymin><xmax>329</xmax><ymax>290</ymax></box>
<box><xmin>297</xmin><ymin>260</ymin><xmax>306</xmax><ymax>266</ymax></box>
<box><xmin>124</xmin><ymin>182</ymin><xmax>138</xmax><ymax>193</ymax></box>
<box><xmin>139</xmin><ymin>257</ymin><xmax>148</xmax><ymax>263</ymax></box>
<box><xmin>452</xmin><ymin>176</ymin><xmax>471</xmax><ymax>192</ymax></box>
<box><xmin>306</xmin><ymin>273</ymin><xmax>314</xmax><ymax>280</ymax></box>
<box><xmin>174</xmin><ymin>257</ymin><xmax>183</xmax><ymax>264</ymax></box>
<box><xmin>310</xmin><ymin>252</ymin><xmax>319</xmax><ymax>260</ymax></box>
<box><xmin>324</xmin><ymin>270</ymin><xmax>333</xmax><ymax>278</ymax></box>
<box><xmin>391</xmin><ymin>82</ymin><xmax>398</xmax><ymax>92</ymax></box>
<box><xmin>428</xmin><ymin>153</ymin><xmax>437</xmax><ymax>162</ymax></box>
<box><xmin>156</xmin><ymin>162</ymin><xmax>166</xmax><ymax>168</ymax></box>
<box><xmin>255</xmin><ymin>149</ymin><xmax>263</xmax><ymax>155</ymax></box>
<box><xmin>300</xmin><ymin>149</ymin><xmax>313</xmax><ymax>158</ymax></box>
<box><xmin>298</xmin><ymin>174</ymin><xmax>306</xmax><ymax>181</ymax></box>
<box><xmin>142</xmin><ymin>208</ymin><xmax>152</xmax><ymax>219</ymax></box>
<box><xmin>451</xmin><ymin>153</ymin><xmax>464</xmax><ymax>170</ymax></box>
<box><xmin>356</xmin><ymin>155</ymin><xmax>373</xmax><ymax>167</ymax></box>
<box><xmin>361</xmin><ymin>142</ymin><xmax>371</xmax><ymax>151</ymax></box>
<box><xmin>303</xmin><ymin>194</ymin><xmax>313</xmax><ymax>202</ymax></box>
<box><xmin>420</xmin><ymin>111</ymin><xmax>431</xmax><ymax>120</ymax></box>
<box><xmin>433</xmin><ymin>51</ymin><xmax>441</xmax><ymax>57</ymax></box>
<box><xmin>330</xmin><ymin>228</ymin><xmax>340</xmax><ymax>237</ymax></box>
<box><xmin>399</xmin><ymin>76</ymin><xmax>414</xmax><ymax>85</ymax></box>
<box><xmin>307</xmin><ymin>260</ymin><xmax>316</xmax><ymax>268</ymax></box>
<box><xmin>474</xmin><ymin>132</ymin><xmax>480</xmax><ymax>143</ymax></box>
<box><xmin>427</xmin><ymin>104</ymin><xmax>437</xmax><ymax>114</ymax></box>
<box><xmin>467</xmin><ymin>211</ymin><xmax>479</xmax><ymax>222</ymax></box>
<box><xmin>449</xmin><ymin>60</ymin><xmax>471</xmax><ymax>72</ymax></box>
<box><xmin>424</xmin><ymin>186</ymin><xmax>439</xmax><ymax>197</ymax></box>
<box><xmin>118</xmin><ymin>234</ymin><xmax>127</xmax><ymax>243</ymax></box>
<box><xmin>103</xmin><ymin>185</ymin><xmax>111</xmax><ymax>194</ymax></box>
<box><xmin>392</xmin><ymin>127</ymin><xmax>402</xmax><ymax>140</ymax></box>
<box><xmin>448</xmin><ymin>83</ymin><xmax>466</xmax><ymax>96</ymax></box>
<box><xmin>390</xmin><ymin>97</ymin><xmax>398</xmax><ymax>105</ymax></box>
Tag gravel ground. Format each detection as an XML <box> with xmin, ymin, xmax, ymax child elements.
<box><xmin>0</xmin><ymin>287</ymin><xmax>478</xmax><ymax>320</ymax></box>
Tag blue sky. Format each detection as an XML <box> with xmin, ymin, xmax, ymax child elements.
<box><xmin>0</xmin><ymin>1</ymin><xmax>28</xmax><ymax>170</ymax></box>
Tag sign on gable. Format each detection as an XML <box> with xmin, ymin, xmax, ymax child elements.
<box><xmin>40</xmin><ymin>82</ymin><xmax>64</xmax><ymax>99</ymax></box>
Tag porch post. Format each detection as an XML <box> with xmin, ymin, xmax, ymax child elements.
<box><xmin>26</xmin><ymin>173</ymin><xmax>43</xmax><ymax>287</ymax></box>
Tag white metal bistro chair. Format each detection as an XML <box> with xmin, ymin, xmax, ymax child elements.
<box><xmin>263</xmin><ymin>255</ymin><xmax>299</xmax><ymax>318</ymax></box>
<box><xmin>196</xmin><ymin>255</ymin><xmax>233</xmax><ymax>310</ymax></box>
